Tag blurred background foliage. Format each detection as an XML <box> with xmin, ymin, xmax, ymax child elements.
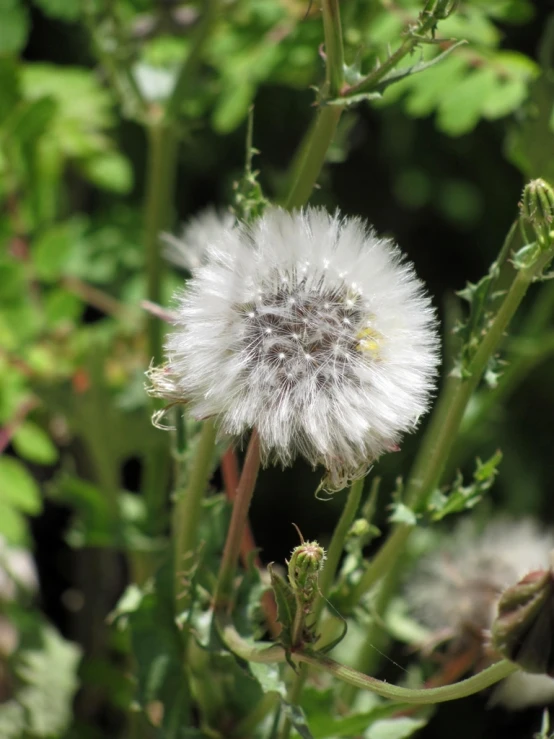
<box><xmin>2</xmin><ymin>0</ymin><xmax>554</xmax><ymax>737</ymax></box>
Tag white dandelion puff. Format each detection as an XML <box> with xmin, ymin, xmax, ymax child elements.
<box><xmin>162</xmin><ymin>207</ymin><xmax>235</xmax><ymax>273</ymax></box>
<box><xmin>148</xmin><ymin>207</ymin><xmax>440</xmax><ymax>489</ymax></box>
<box><xmin>406</xmin><ymin>518</ymin><xmax>554</xmax><ymax>710</ymax></box>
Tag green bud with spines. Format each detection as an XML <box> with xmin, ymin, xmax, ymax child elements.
<box><xmin>520</xmin><ymin>178</ymin><xmax>554</xmax><ymax>247</ymax></box>
<box><xmin>287</xmin><ymin>539</ymin><xmax>326</xmax><ymax>612</ymax></box>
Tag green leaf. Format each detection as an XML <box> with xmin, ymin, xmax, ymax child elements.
<box><xmin>212</xmin><ymin>81</ymin><xmax>255</xmax><ymax>133</ymax></box>
<box><xmin>6</xmin><ymin>96</ymin><xmax>57</xmax><ymax>145</ymax></box>
<box><xmin>268</xmin><ymin>563</ymin><xmax>297</xmax><ymax>650</ymax></box>
<box><xmin>12</xmin><ymin>421</ymin><xmax>59</xmax><ymax>465</ymax></box>
<box><xmin>114</xmin><ymin>578</ymin><xmax>192</xmax><ymax>737</ymax></box>
<box><xmin>0</xmin><ymin>3</ymin><xmax>29</xmax><ymax>54</ymax></box>
<box><xmin>32</xmin><ymin>218</ymin><xmax>85</xmax><ymax>282</ymax></box>
<box><xmin>428</xmin><ymin>451</ymin><xmax>503</xmax><ymax>521</ymax></box>
<box><xmin>16</xmin><ymin>624</ymin><xmax>81</xmax><ymax>737</ymax></box>
<box><xmin>0</xmin><ymin>701</ymin><xmax>26</xmax><ymax>739</ymax></box>
<box><xmin>0</xmin><ymin>501</ymin><xmax>27</xmax><ymax>545</ymax></box>
<box><xmin>388</xmin><ymin>503</ymin><xmax>417</xmax><ymax>526</ymax></box>
<box><xmin>0</xmin><ymin>457</ymin><xmax>42</xmax><ymax>514</ymax></box>
<box><xmin>282</xmin><ymin>702</ymin><xmax>315</xmax><ymax>739</ymax></box>
<box><xmin>32</xmin><ymin>0</ymin><xmax>81</xmax><ymax>21</ymax></box>
<box><xmin>438</xmin><ymin>67</ymin><xmax>498</xmax><ymax>136</ymax></box>
<box><xmin>49</xmin><ymin>475</ymin><xmax>114</xmax><ymax>547</ymax></box>
<box><xmin>80</xmin><ymin>151</ymin><xmax>134</xmax><ymax>194</ymax></box>
<box><xmin>248</xmin><ymin>662</ymin><xmax>287</xmax><ymax>697</ymax></box>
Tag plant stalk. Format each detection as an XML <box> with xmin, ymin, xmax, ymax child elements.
<box><xmin>218</xmin><ymin>612</ymin><xmax>519</xmax><ymax>704</ymax></box>
<box><xmin>348</xmin><ymin>244</ymin><xmax>554</xmax><ymax>607</ymax></box>
<box><xmin>321</xmin><ymin>0</ymin><xmax>346</xmax><ymax>97</ymax></box>
<box><xmin>213</xmin><ymin>430</ymin><xmax>261</xmax><ymax>610</ymax></box>
<box><xmin>174</xmin><ymin>419</ymin><xmax>218</xmax><ymax>611</ymax></box>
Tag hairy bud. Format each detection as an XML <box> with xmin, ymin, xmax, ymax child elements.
<box><xmin>288</xmin><ymin>540</ymin><xmax>326</xmax><ymax>612</ymax></box>
<box><xmin>520</xmin><ymin>178</ymin><xmax>554</xmax><ymax>245</ymax></box>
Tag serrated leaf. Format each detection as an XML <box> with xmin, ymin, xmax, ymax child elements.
<box><xmin>438</xmin><ymin>67</ymin><xmax>498</xmax><ymax>136</ymax></box>
<box><xmin>429</xmin><ymin>451</ymin><xmax>502</xmax><ymax>521</ymax></box>
<box><xmin>0</xmin><ymin>457</ymin><xmax>42</xmax><ymax>514</ymax></box>
<box><xmin>12</xmin><ymin>421</ymin><xmax>59</xmax><ymax>465</ymax></box>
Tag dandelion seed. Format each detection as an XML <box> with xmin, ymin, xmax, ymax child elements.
<box><xmin>406</xmin><ymin>518</ymin><xmax>554</xmax><ymax>710</ymax></box>
<box><xmin>162</xmin><ymin>207</ymin><xmax>235</xmax><ymax>273</ymax></box>
<box><xmin>148</xmin><ymin>207</ymin><xmax>440</xmax><ymax>490</ymax></box>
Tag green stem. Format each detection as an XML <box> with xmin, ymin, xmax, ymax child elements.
<box><xmin>297</xmin><ymin>654</ymin><xmax>518</xmax><ymax>704</ymax></box>
<box><xmin>278</xmin><ymin>479</ymin><xmax>364</xmax><ymax>739</ymax></box>
<box><xmin>321</xmin><ymin>0</ymin><xmax>346</xmax><ymax>97</ymax></box>
<box><xmin>285</xmin><ymin>104</ymin><xmax>344</xmax><ymax>210</ymax></box>
<box><xmin>144</xmin><ymin>122</ymin><xmax>179</xmax><ymax>365</ymax></box>
<box><xmin>164</xmin><ymin>0</ymin><xmax>219</xmax><ymax>123</ymax></box>
<box><xmin>217</xmin><ymin>612</ymin><xmax>518</xmax><ymax>704</ymax></box>
<box><xmin>174</xmin><ymin>419</ymin><xmax>218</xmax><ymax>611</ymax></box>
<box><xmin>348</xmin><ymin>245</ymin><xmax>554</xmax><ymax>607</ymax></box>
<box><xmin>344</xmin><ymin>0</ymin><xmax>454</xmax><ymax>98</ymax></box>
<box><xmin>213</xmin><ymin>430</ymin><xmax>261</xmax><ymax>610</ymax></box>
<box><xmin>315</xmin><ymin>478</ymin><xmax>364</xmax><ymax>623</ymax></box>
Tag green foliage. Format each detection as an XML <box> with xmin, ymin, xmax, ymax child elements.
<box><xmin>2</xmin><ymin>1</ymin><xmax>554</xmax><ymax>738</ymax></box>
<box><xmin>428</xmin><ymin>451</ymin><xmax>503</xmax><ymax>520</ymax></box>
<box><xmin>0</xmin><ymin>456</ymin><xmax>42</xmax><ymax>544</ymax></box>
<box><xmin>0</xmin><ymin>623</ymin><xmax>81</xmax><ymax>738</ymax></box>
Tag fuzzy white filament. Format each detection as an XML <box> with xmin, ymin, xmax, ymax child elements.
<box><xmin>150</xmin><ymin>207</ymin><xmax>439</xmax><ymax>489</ymax></box>
<box><xmin>162</xmin><ymin>207</ymin><xmax>235</xmax><ymax>273</ymax></box>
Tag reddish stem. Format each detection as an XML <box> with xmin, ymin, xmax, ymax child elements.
<box><xmin>221</xmin><ymin>446</ymin><xmax>280</xmax><ymax>638</ymax></box>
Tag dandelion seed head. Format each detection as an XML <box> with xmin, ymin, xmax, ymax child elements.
<box><xmin>149</xmin><ymin>207</ymin><xmax>440</xmax><ymax>489</ymax></box>
<box><xmin>406</xmin><ymin>518</ymin><xmax>554</xmax><ymax>710</ymax></box>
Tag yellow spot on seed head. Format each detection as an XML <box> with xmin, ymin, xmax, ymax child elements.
<box><xmin>356</xmin><ymin>326</ymin><xmax>383</xmax><ymax>354</ymax></box>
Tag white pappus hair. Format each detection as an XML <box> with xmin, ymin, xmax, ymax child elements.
<box><xmin>162</xmin><ymin>207</ymin><xmax>235</xmax><ymax>273</ymax></box>
<box><xmin>149</xmin><ymin>207</ymin><xmax>440</xmax><ymax>489</ymax></box>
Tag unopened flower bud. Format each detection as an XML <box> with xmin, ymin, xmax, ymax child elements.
<box><xmin>520</xmin><ymin>179</ymin><xmax>554</xmax><ymax>245</ymax></box>
<box><xmin>491</xmin><ymin>566</ymin><xmax>554</xmax><ymax>676</ymax></box>
<box><xmin>288</xmin><ymin>540</ymin><xmax>326</xmax><ymax>610</ymax></box>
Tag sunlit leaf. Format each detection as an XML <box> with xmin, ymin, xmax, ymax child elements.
<box><xmin>12</xmin><ymin>420</ymin><xmax>59</xmax><ymax>465</ymax></box>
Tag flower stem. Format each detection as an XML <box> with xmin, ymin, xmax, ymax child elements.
<box><xmin>174</xmin><ymin>419</ymin><xmax>218</xmax><ymax>611</ymax></box>
<box><xmin>285</xmin><ymin>104</ymin><xmax>344</xmax><ymax>210</ymax></box>
<box><xmin>144</xmin><ymin>121</ymin><xmax>179</xmax><ymax>366</ymax></box>
<box><xmin>217</xmin><ymin>611</ymin><xmax>519</xmax><ymax>704</ymax></box>
<box><xmin>297</xmin><ymin>653</ymin><xmax>518</xmax><ymax>704</ymax></box>
<box><xmin>348</xmin><ymin>244</ymin><xmax>554</xmax><ymax>608</ymax></box>
<box><xmin>277</xmin><ymin>478</ymin><xmax>364</xmax><ymax>739</ymax></box>
<box><xmin>213</xmin><ymin>430</ymin><xmax>261</xmax><ymax>611</ymax></box>
<box><xmin>316</xmin><ymin>477</ymin><xmax>364</xmax><ymax>622</ymax></box>
<box><xmin>322</xmin><ymin>0</ymin><xmax>346</xmax><ymax>97</ymax></box>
